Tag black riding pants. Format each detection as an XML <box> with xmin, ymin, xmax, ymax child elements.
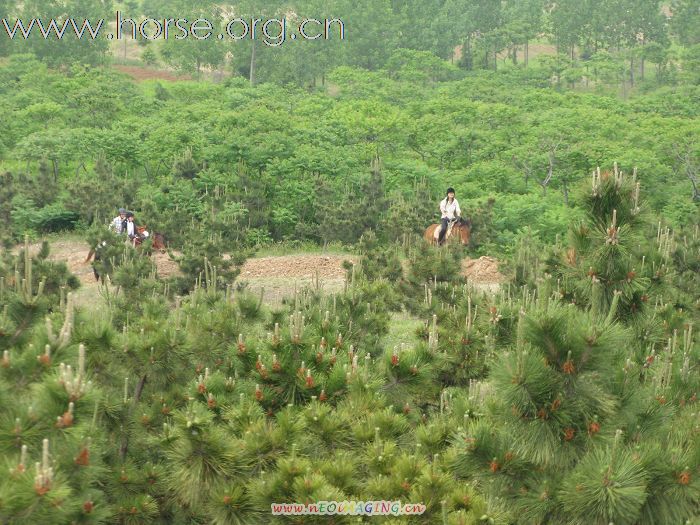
<box><xmin>438</xmin><ymin>218</ymin><xmax>450</xmax><ymax>243</ymax></box>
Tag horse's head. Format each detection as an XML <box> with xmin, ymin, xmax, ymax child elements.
<box><xmin>456</xmin><ymin>217</ymin><xmax>472</xmax><ymax>246</ymax></box>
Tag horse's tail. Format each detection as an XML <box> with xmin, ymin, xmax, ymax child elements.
<box><xmin>85</xmin><ymin>248</ymin><xmax>95</xmax><ymax>263</ymax></box>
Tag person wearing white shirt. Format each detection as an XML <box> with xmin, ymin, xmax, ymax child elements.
<box><xmin>110</xmin><ymin>208</ymin><xmax>127</xmax><ymax>234</ymax></box>
<box><xmin>438</xmin><ymin>187</ymin><xmax>461</xmax><ymax>245</ymax></box>
<box><xmin>125</xmin><ymin>212</ymin><xmax>136</xmax><ymax>240</ymax></box>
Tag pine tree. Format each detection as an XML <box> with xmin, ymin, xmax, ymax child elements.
<box><xmin>0</xmin><ymin>167</ymin><xmax>697</xmax><ymax>525</ymax></box>
<box><xmin>559</xmin><ymin>165</ymin><xmax>659</xmax><ymax>320</ymax></box>
<box><xmin>450</xmin><ymin>167</ymin><xmax>700</xmax><ymax>524</ymax></box>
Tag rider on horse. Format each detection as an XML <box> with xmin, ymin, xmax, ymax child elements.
<box><xmin>125</xmin><ymin>212</ymin><xmax>137</xmax><ymax>240</ymax></box>
<box><xmin>125</xmin><ymin>212</ymin><xmax>151</xmax><ymax>245</ymax></box>
<box><xmin>438</xmin><ymin>187</ymin><xmax>461</xmax><ymax>245</ymax></box>
<box><xmin>110</xmin><ymin>208</ymin><xmax>127</xmax><ymax>234</ymax></box>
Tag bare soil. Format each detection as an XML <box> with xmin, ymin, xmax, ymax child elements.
<box><xmin>113</xmin><ymin>65</ymin><xmax>191</xmax><ymax>83</ymax></box>
<box><xmin>237</xmin><ymin>254</ymin><xmax>356</xmax><ymax>305</ymax></box>
<box><xmin>15</xmin><ymin>239</ymin><xmax>180</xmax><ymax>306</ymax></box>
<box><xmin>239</xmin><ymin>254</ymin><xmax>353</xmax><ymax>280</ymax></box>
<box><xmin>461</xmin><ymin>256</ymin><xmax>506</xmax><ymax>284</ymax></box>
<box><xmin>13</xmin><ymin>239</ymin><xmax>505</xmax><ymax>306</ymax></box>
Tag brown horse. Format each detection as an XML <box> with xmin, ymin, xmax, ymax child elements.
<box><xmin>424</xmin><ymin>217</ymin><xmax>471</xmax><ymax>246</ymax></box>
<box><xmin>85</xmin><ymin>228</ymin><xmax>167</xmax><ymax>263</ymax></box>
<box><xmin>133</xmin><ymin>227</ymin><xmax>166</xmax><ymax>251</ymax></box>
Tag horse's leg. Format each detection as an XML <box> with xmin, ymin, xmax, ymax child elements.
<box><xmin>93</xmin><ymin>253</ymin><xmax>101</xmax><ymax>282</ymax></box>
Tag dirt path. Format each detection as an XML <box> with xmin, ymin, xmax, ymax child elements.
<box><xmin>13</xmin><ymin>239</ymin><xmax>505</xmax><ymax>306</ymax></box>
<box><xmin>15</xmin><ymin>239</ymin><xmax>179</xmax><ymax>306</ymax></box>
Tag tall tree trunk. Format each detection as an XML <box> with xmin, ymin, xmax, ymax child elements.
<box><xmin>540</xmin><ymin>148</ymin><xmax>557</xmax><ymax>196</ymax></box>
<box><xmin>621</xmin><ymin>74</ymin><xmax>627</xmax><ymax>98</ymax></box>
<box><xmin>119</xmin><ymin>374</ymin><xmax>147</xmax><ymax>461</ymax></box>
<box><xmin>494</xmin><ymin>43</ymin><xmax>498</xmax><ymax>71</ymax></box>
<box><xmin>249</xmin><ymin>40</ymin><xmax>256</xmax><ymax>86</ymax></box>
<box><xmin>629</xmin><ymin>55</ymin><xmax>634</xmax><ymax>87</ymax></box>
<box><xmin>525</xmin><ymin>38</ymin><xmax>529</xmax><ymax>67</ymax></box>
<box><xmin>512</xmin><ymin>44</ymin><xmax>517</xmax><ymax>65</ymax></box>
<box><xmin>464</xmin><ymin>34</ymin><xmax>472</xmax><ymax>70</ymax></box>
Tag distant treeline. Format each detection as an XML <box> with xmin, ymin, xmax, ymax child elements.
<box><xmin>1</xmin><ymin>0</ymin><xmax>700</xmax><ymax>87</ymax></box>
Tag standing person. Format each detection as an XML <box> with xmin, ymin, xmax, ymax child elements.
<box><xmin>110</xmin><ymin>208</ymin><xmax>127</xmax><ymax>234</ymax></box>
<box><xmin>438</xmin><ymin>187</ymin><xmax>461</xmax><ymax>245</ymax></box>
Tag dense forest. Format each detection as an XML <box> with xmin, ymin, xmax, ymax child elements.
<box><xmin>0</xmin><ymin>0</ymin><xmax>699</xmax><ymax>254</ymax></box>
<box><xmin>0</xmin><ymin>0</ymin><xmax>699</xmax><ymax>523</ymax></box>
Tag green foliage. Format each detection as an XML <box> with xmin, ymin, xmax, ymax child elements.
<box><xmin>0</xmin><ymin>2</ymin><xmax>699</xmax><ymax>520</ymax></box>
<box><xmin>559</xmin><ymin>442</ymin><xmax>648</xmax><ymax>525</ymax></box>
<box><xmin>355</xmin><ymin>230</ymin><xmax>402</xmax><ymax>282</ymax></box>
<box><xmin>0</xmin><ymin>171</ymin><xmax>698</xmax><ymax>524</ymax></box>
<box><xmin>15</xmin><ymin>0</ymin><xmax>112</xmax><ymax>67</ymax></box>
<box><xmin>1</xmin><ymin>39</ymin><xmax>699</xmax><ymax>254</ymax></box>
<box><xmin>448</xmin><ymin>172</ymin><xmax>700</xmax><ymax>525</ymax></box>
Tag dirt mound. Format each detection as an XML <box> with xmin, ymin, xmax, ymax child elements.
<box><xmin>237</xmin><ymin>254</ymin><xmax>355</xmax><ymax>305</ymax></box>
<box><xmin>461</xmin><ymin>256</ymin><xmax>506</xmax><ymax>284</ymax></box>
<box><xmin>239</xmin><ymin>254</ymin><xmax>354</xmax><ymax>280</ymax></box>
<box><xmin>153</xmin><ymin>252</ymin><xmax>181</xmax><ymax>279</ymax></box>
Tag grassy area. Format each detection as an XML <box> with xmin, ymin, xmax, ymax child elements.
<box><xmin>382</xmin><ymin>310</ymin><xmax>424</xmax><ymax>352</ymax></box>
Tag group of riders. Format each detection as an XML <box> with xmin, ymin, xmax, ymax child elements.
<box><xmin>87</xmin><ymin>208</ymin><xmax>157</xmax><ymax>279</ymax></box>
<box><xmin>104</xmin><ymin>188</ymin><xmax>463</xmax><ymax>249</ymax></box>
<box><xmin>109</xmin><ymin>207</ymin><xmax>150</xmax><ymax>245</ymax></box>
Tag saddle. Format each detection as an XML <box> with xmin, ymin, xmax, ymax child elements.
<box><xmin>433</xmin><ymin>219</ymin><xmax>456</xmax><ymax>242</ymax></box>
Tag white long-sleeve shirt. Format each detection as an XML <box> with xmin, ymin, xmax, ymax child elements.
<box><xmin>126</xmin><ymin>220</ymin><xmax>136</xmax><ymax>237</ymax></box>
<box><xmin>440</xmin><ymin>197</ymin><xmax>461</xmax><ymax>219</ymax></box>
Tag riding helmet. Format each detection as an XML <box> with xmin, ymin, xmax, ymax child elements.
<box><xmin>446</xmin><ymin>187</ymin><xmax>455</xmax><ymax>195</ymax></box>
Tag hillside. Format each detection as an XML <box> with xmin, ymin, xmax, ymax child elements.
<box><xmin>1</xmin><ymin>171</ymin><xmax>698</xmax><ymax>524</ymax></box>
<box><xmin>1</xmin><ymin>0</ymin><xmax>699</xmax><ymax>522</ymax></box>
